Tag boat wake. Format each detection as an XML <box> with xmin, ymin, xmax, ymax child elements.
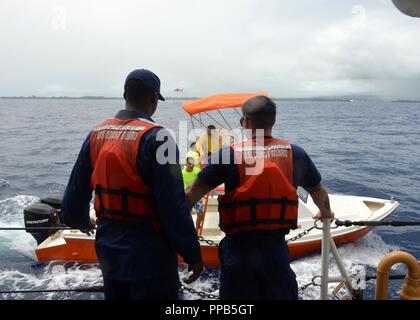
<box><xmin>0</xmin><ymin>195</ymin><xmax>39</xmax><ymax>259</ymax></box>
<box><xmin>0</xmin><ymin>195</ymin><xmax>400</xmax><ymax>300</ymax></box>
<box><xmin>178</xmin><ymin>232</ymin><xmax>400</xmax><ymax>300</ymax></box>
<box><xmin>0</xmin><ymin>263</ymin><xmax>102</xmax><ymax>300</ymax></box>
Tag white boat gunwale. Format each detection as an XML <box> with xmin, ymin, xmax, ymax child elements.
<box><xmin>44</xmin><ymin>194</ymin><xmax>399</xmax><ymax>247</ymax></box>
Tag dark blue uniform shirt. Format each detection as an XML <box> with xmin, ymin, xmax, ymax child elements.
<box><xmin>197</xmin><ymin>140</ymin><xmax>321</xmax><ymax>236</ymax></box>
<box><xmin>198</xmin><ymin>141</ymin><xmax>321</xmax><ymax>192</ymax></box>
<box><xmin>61</xmin><ymin>110</ymin><xmax>201</xmax><ymax>281</ymax></box>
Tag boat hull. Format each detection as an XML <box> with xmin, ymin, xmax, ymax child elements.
<box><xmin>34</xmin><ymin>194</ymin><xmax>398</xmax><ymax>268</ymax></box>
<box><xmin>35</xmin><ymin>226</ymin><xmax>372</xmax><ymax>268</ymax></box>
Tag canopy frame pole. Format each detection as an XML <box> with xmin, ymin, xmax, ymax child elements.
<box><xmin>191</xmin><ymin>115</ymin><xmax>207</xmax><ymax>128</ymax></box>
<box><xmin>217</xmin><ymin>110</ymin><xmax>233</xmax><ymax>131</ymax></box>
<box><xmin>233</xmin><ymin>108</ymin><xmax>243</xmax><ymax>130</ymax></box>
<box><xmin>198</xmin><ymin>193</ymin><xmax>210</xmax><ymax>237</ymax></box>
<box><xmin>233</xmin><ymin>107</ymin><xmax>242</xmax><ymax>118</ymax></box>
<box><xmin>203</xmin><ymin>112</ymin><xmax>226</xmax><ymax>129</ymax></box>
<box><xmin>190</xmin><ymin>116</ymin><xmax>199</xmax><ymax>140</ymax></box>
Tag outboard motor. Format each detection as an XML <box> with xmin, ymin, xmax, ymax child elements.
<box><xmin>24</xmin><ymin>194</ymin><xmax>63</xmax><ymax>245</ymax></box>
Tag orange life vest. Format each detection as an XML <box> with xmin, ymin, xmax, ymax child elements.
<box><xmin>218</xmin><ymin>138</ymin><xmax>298</xmax><ymax>235</ymax></box>
<box><xmin>90</xmin><ymin>117</ymin><xmax>162</xmax><ymax>231</ymax></box>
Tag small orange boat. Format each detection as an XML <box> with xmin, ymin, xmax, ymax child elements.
<box><xmin>32</xmin><ymin>193</ymin><xmax>398</xmax><ymax>268</ymax></box>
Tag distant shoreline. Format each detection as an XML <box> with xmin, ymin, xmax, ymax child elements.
<box><xmin>390</xmin><ymin>100</ymin><xmax>420</xmax><ymax>103</ymax></box>
<box><xmin>1</xmin><ymin>96</ymin><xmax>419</xmax><ymax>103</ymax></box>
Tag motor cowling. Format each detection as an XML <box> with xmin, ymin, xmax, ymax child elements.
<box><xmin>24</xmin><ymin>195</ymin><xmax>62</xmax><ymax>245</ymax></box>
<box><xmin>40</xmin><ymin>194</ymin><xmax>63</xmax><ymax>211</ymax></box>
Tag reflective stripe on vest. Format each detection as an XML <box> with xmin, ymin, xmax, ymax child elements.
<box><xmin>218</xmin><ymin>138</ymin><xmax>299</xmax><ymax>235</ymax></box>
<box><xmin>90</xmin><ymin>117</ymin><xmax>162</xmax><ymax>230</ymax></box>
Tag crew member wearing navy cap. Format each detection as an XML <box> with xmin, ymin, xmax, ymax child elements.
<box><xmin>186</xmin><ymin>96</ymin><xmax>334</xmax><ymax>300</ymax></box>
<box><xmin>61</xmin><ymin>69</ymin><xmax>203</xmax><ymax>300</ymax></box>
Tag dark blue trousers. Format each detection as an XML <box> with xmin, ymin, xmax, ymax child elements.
<box><xmin>219</xmin><ymin>232</ymin><xmax>298</xmax><ymax>300</ymax></box>
<box><xmin>103</xmin><ymin>276</ymin><xmax>180</xmax><ymax>300</ymax></box>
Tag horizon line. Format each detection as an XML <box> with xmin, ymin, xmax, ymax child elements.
<box><xmin>0</xmin><ymin>95</ymin><xmax>419</xmax><ymax>102</ymax></box>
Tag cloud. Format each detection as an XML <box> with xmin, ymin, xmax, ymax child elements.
<box><xmin>295</xmin><ymin>9</ymin><xmax>420</xmax><ymax>98</ymax></box>
<box><xmin>0</xmin><ymin>0</ymin><xmax>420</xmax><ymax>99</ymax></box>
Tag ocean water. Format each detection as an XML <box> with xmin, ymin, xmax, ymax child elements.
<box><xmin>0</xmin><ymin>98</ymin><xmax>419</xmax><ymax>300</ymax></box>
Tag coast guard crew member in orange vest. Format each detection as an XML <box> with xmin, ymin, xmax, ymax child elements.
<box><xmin>61</xmin><ymin>69</ymin><xmax>203</xmax><ymax>300</ymax></box>
<box><xmin>186</xmin><ymin>96</ymin><xmax>334</xmax><ymax>300</ymax></box>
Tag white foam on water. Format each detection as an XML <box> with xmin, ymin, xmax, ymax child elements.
<box><xmin>177</xmin><ymin>232</ymin><xmax>401</xmax><ymax>300</ymax></box>
<box><xmin>0</xmin><ymin>195</ymin><xmax>402</xmax><ymax>300</ymax></box>
<box><xmin>0</xmin><ymin>263</ymin><xmax>219</xmax><ymax>300</ymax></box>
<box><xmin>0</xmin><ymin>195</ymin><xmax>103</xmax><ymax>300</ymax></box>
<box><xmin>0</xmin><ymin>263</ymin><xmax>103</xmax><ymax>300</ymax></box>
<box><xmin>0</xmin><ymin>195</ymin><xmax>39</xmax><ymax>218</ymax></box>
<box><xmin>292</xmin><ymin>232</ymin><xmax>400</xmax><ymax>300</ymax></box>
<box><xmin>0</xmin><ymin>195</ymin><xmax>40</xmax><ymax>259</ymax></box>
<box><xmin>178</xmin><ymin>266</ymin><xmax>220</xmax><ymax>300</ymax></box>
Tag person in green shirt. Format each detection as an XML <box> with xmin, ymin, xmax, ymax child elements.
<box><xmin>182</xmin><ymin>157</ymin><xmax>203</xmax><ymax>232</ymax></box>
<box><xmin>185</xmin><ymin>142</ymin><xmax>200</xmax><ymax>168</ymax></box>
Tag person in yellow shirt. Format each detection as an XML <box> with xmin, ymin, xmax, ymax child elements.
<box><xmin>182</xmin><ymin>157</ymin><xmax>203</xmax><ymax>232</ymax></box>
<box><xmin>196</xmin><ymin>125</ymin><xmax>229</xmax><ymax>164</ymax></box>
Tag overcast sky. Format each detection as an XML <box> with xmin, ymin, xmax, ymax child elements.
<box><xmin>1</xmin><ymin>0</ymin><xmax>420</xmax><ymax>99</ymax></box>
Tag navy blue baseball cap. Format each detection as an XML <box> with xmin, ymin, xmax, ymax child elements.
<box><xmin>124</xmin><ymin>69</ymin><xmax>165</xmax><ymax>101</ymax></box>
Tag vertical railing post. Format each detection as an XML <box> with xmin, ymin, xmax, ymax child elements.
<box><xmin>320</xmin><ymin>218</ymin><xmax>331</xmax><ymax>300</ymax></box>
<box><xmin>319</xmin><ymin>218</ymin><xmax>354</xmax><ymax>300</ymax></box>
